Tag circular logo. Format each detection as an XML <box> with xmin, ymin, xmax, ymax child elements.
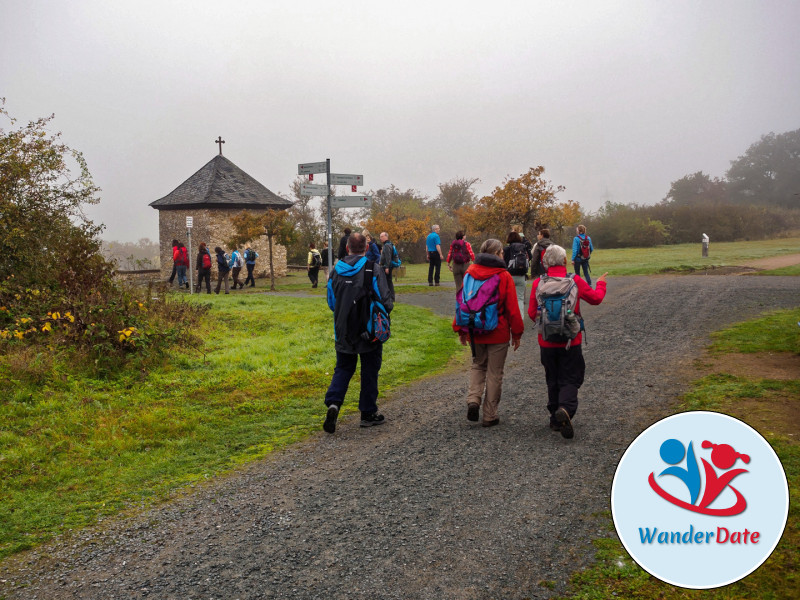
<box><xmin>611</xmin><ymin>411</ymin><xmax>789</xmax><ymax>589</ymax></box>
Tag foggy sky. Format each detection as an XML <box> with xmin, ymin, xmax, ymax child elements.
<box><xmin>2</xmin><ymin>0</ymin><xmax>799</xmax><ymax>242</ymax></box>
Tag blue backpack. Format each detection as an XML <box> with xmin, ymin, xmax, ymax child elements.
<box><xmin>345</xmin><ymin>261</ymin><xmax>391</xmax><ymax>344</ymax></box>
<box><xmin>455</xmin><ymin>273</ymin><xmax>501</xmax><ymax>355</ymax></box>
<box><xmin>390</xmin><ymin>243</ymin><xmax>402</xmax><ymax>268</ymax></box>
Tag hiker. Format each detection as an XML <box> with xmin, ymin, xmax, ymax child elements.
<box><xmin>379</xmin><ymin>231</ymin><xmax>397</xmax><ymax>302</ymax></box>
<box><xmin>195</xmin><ymin>242</ymin><xmax>212</xmax><ymax>294</ymax></box>
<box><xmin>323</xmin><ymin>233</ymin><xmax>394</xmax><ymax>433</ymax></box>
<box><xmin>453</xmin><ymin>238</ymin><xmax>524</xmax><ymax>428</ymax></box>
<box><xmin>504</xmin><ymin>231</ymin><xmax>532</xmax><ymax>316</ymax></box>
<box><xmin>176</xmin><ymin>242</ymin><xmax>189</xmax><ymax>289</ymax></box>
<box><xmin>167</xmin><ymin>238</ymin><xmax>179</xmax><ymax>285</ymax></box>
<box><xmin>528</xmin><ymin>244</ymin><xmax>608</xmax><ymax>439</ymax></box>
<box><xmin>321</xmin><ymin>240</ymin><xmax>333</xmax><ymax>278</ymax></box>
<box><xmin>571</xmin><ymin>224</ymin><xmax>594</xmax><ymax>286</ymax></box>
<box><xmin>213</xmin><ymin>246</ymin><xmax>231</xmax><ymax>294</ymax></box>
<box><xmin>243</xmin><ymin>245</ymin><xmax>258</xmax><ymax>287</ymax></box>
<box><xmin>229</xmin><ymin>246</ymin><xmax>244</xmax><ymax>289</ymax></box>
<box><xmin>426</xmin><ymin>224</ymin><xmax>444</xmax><ymax>286</ymax></box>
<box><xmin>446</xmin><ymin>230</ymin><xmax>474</xmax><ymax>291</ymax></box>
<box><xmin>307</xmin><ymin>242</ymin><xmax>322</xmax><ymax>288</ymax></box>
<box><xmin>531</xmin><ymin>228</ymin><xmax>553</xmax><ymax>277</ymax></box>
<box><xmin>336</xmin><ymin>227</ymin><xmax>351</xmax><ymax>261</ymax></box>
<box><xmin>365</xmin><ymin>233</ymin><xmax>382</xmax><ymax>262</ymax></box>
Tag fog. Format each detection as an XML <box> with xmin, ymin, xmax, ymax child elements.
<box><xmin>2</xmin><ymin>0</ymin><xmax>799</xmax><ymax>242</ymax></box>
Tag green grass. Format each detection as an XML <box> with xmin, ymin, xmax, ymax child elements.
<box><xmin>754</xmin><ymin>264</ymin><xmax>800</xmax><ymax>277</ymax></box>
<box><xmin>563</xmin><ymin>307</ymin><xmax>800</xmax><ymax>599</ymax></box>
<box><xmin>586</xmin><ymin>237</ymin><xmax>800</xmax><ymax>276</ymax></box>
<box><xmin>0</xmin><ymin>294</ymin><xmax>463</xmax><ymax>560</ymax></box>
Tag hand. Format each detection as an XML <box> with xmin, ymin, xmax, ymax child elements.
<box><xmin>511</xmin><ymin>338</ymin><xmax>521</xmax><ymax>351</ymax></box>
<box><xmin>459</xmin><ymin>332</ymin><xmax>469</xmax><ymax>346</ymax></box>
<box><xmin>597</xmin><ymin>272</ymin><xmax>609</xmax><ymax>283</ymax></box>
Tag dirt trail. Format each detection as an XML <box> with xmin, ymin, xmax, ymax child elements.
<box><xmin>1</xmin><ymin>275</ymin><xmax>798</xmax><ymax>600</ymax></box>
<box><xmin>742</xmin><ymin>252</ymin><xmax>800</xmax><ymax>270</ymax></box>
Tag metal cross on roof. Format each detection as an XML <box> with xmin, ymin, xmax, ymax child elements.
<box><xmin>215</xmin><ymin>136</ymin><xmax>225</xmax><ymax>155</ymax></box>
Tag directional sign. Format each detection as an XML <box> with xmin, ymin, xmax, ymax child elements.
<box><xmin>329</xmin><ymin>173</ymin><xmax>364</xmax><ymax>186</ymax></box>
<box><xmin>300</xmin><ymin>182</ymin><xmax>329</xmax><ymax>196</ymax></box>
<box><xmin>298</xmin><ymin>161</ymin><xmax>327</xmax><ymax>175</ymax></box>
<box><xmin>186</xmin><ymin>216</ymin><xmax>194</xmax><ymax>228</ymax></box>
<box><xmin>331</xmin><ymin>195</ymin><xmax>372</xmax><ymax>208</ymax></box>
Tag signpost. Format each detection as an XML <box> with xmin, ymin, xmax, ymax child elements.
<box><xmin>331</xmin><ymin>195</ymin><xmax>372</xmax><ymax>208</ymax></box>
<box><xmin>297</xmin><ymin>159</ymin><xmax>371</xmax><ymax>273</ymax></box>
<box><xmin>300</xmin><ymin>182</ymin><xmax>329</xmax><ymax>196</ymax></box>
<box><xmin>186</xmin><ymin>216</ymin><xmax>194</xmax><ymax>294</ymax></box>
<box><xmin>329</xmin><ymin>173</ymin><xmax>364</xmax><ymax>186</ymax></box>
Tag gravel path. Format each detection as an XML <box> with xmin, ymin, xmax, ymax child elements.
<box><xmin>2</xmin><ymin>275</ymin><xmax>798</xmax><ymax>600</ymax></box>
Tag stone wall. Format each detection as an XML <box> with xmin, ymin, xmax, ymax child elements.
<box><xmin>156</xmin><ymin>208</ymin><xmax>287</xmax><ymax>280</ymax></box>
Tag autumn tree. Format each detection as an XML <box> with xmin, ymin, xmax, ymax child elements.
<box><xmin>541</xmin><ymin>200</ymin><xmax>583</xmax><ymax>245</ymax></box>
<box><xmin>283</xmin><ymin>178</ymin><xmax>325</xmax><ymax>263</ymax></box>
<box><xmin>228</xmin><ymin>209</ymin><xmax>296</xmax><ymax>291</ymax></box>
<box><xmin>363</xmin><ymin>186</ymin><xmax>431</xmax><ymax>262</ymax></box>
<box><xmin>461</xmin><ymin>166</ymin><xmax>563</xmax><ymax>240</ymax></box>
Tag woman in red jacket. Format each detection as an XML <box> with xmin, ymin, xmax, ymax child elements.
<box><xmin>528</xmin><ymin>244</ymin><xmax>608</xmax><ymax>439</ymax></box>
<box><xmin>453</xmin><ymin>238</ymin><xmax>524</xmax><ymax>427</ymax></box>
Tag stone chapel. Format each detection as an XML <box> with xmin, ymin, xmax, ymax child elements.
<box><xmin>150</xmin><ymin>141</ymin><xmax>292</xmax><ymax>280</ymax></box>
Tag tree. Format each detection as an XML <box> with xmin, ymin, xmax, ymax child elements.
<box><xmin>663</xmin><ymin>171</ymin><xmax>728</xmax><ymax>206</ymax></box>
<box><xmin>364</xmin><ymin>186</ymin><xmax>431</xmax><ymax>262</ymax></box>
<box><xmin>228</xmin><ymin>209</ymin><xmax>296</xmax><ymax>291</ymax></box>
<box><xmin>541</xmin><ymin>200</ymin><xmax>583</xmax><ymax>245</ymax></box>
<box><xmin>0</xmin><ymin>100</ymin><xmax>110</xmax><ymax>289</ymax></box>
<box><xmin>726</xmin><ymin>129</ymin><xmax>800</xmax><ymax>208</ymax></box>
<box><xmin>284</xmin><ymin>178</ymin><xmax>325</xmax><ymax>263</ymax></box>
<box><xmin>461</xmin><ymin>166</ymin><xmax>563</xmax><ymax>240</ymax></box>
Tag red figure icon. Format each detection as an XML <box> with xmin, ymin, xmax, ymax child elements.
<box><xmin>697</xmin><ymin>441</ymin><xmax>750</xmax><ymax>512</ymax></box>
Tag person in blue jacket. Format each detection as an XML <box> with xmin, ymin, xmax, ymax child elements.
<box><xmin>323</xmin><ymin>233</ymin><xmax>394</xmax><ymax>434</ymax></box>
<box><xmin>243</xmin><ymin>246</ymin><xmax>259</xmax><ymax>287</ymax></box>
<box><xmin>571</xmin><ymin>224</ymin><xmax>593</xmax><ymax>286</ymax></box>
<box><xmin>365</xmin><ymin>233</ymin><xmax>381</xmax><ymax>262</ymax></box>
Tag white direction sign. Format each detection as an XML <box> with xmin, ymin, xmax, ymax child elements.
<box><xmin>331</xmin><ymin>195</ymin><xmax>372</xmax><ymax>208</ymax></box>
<box><xmin>329</xmin><ymin>173</ymin><xmax>364</xmax><ymax>186</ymax></box>
<box><xmin>300</xmin><ymin>182</ymin><xmax>329</xmax><ymax>196</ymax></box>
<box><xmin>298</xmin><ymin>161</ymin><xmax>327</xmax><ymax>175</ymax></box>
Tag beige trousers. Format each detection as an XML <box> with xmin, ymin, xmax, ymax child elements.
<box><xmin>466</xmin><ymin>342</ymin><xmax>510</xmax><ymax>423</ymax></box>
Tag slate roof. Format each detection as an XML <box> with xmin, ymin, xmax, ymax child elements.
<box><xmin>150</xmin><ymin>155</ymin><xmax>292</xmax><ymax>211</ymax></box>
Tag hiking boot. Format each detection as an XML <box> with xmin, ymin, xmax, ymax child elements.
<box><xmin>482</xmin><ymin>418</ymin><xmax>500</xmax><ymax>428</ymax></box>
<box><xmin>323</xmin><ymin>404</ymin><xmax>339</xmax><ymax>434</ymax></box>
<box><xmin>360</xmin><ymin>412</ymin><xmax>385</xmax><ymax>427</ymax></box>
<box><xmin>554</xmin><ymin>407</ymin><xmax>574</xmax><ymax>439</ymax></box>
<box><xmin>549</xmin><ymin>421</ymin><xmax>563</xmax><ymax>432</ymax></box>
<box><xmin>467</xmin><ymin>403</ymin><xmax>479</xmax><ymax>422</ymax></box>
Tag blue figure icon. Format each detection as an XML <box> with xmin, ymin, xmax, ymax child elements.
<box><xmin>658</xmin><ymin>439</ymin><xmax>701</xmax><ymax>505</ymax></box>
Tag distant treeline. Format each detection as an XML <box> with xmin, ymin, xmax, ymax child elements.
<box><xmin>102</xmin><ymin>238</ymin><xmax>160</xmax><ymax>270</ymax></box>
<box><xmin>585</xmin><ymin>128</ymin><xmax>800</xmax><ymax>247</ymax></box>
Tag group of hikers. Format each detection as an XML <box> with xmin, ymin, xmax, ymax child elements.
<box><xmin>167</xmin><ymin>239</ymin><xmax>259</xmax><ymax>294</ymax></box>
<box><xmin>323</xmin><ymin>224</ymin><xmax>607</xmax><ymax>440</ymax></box>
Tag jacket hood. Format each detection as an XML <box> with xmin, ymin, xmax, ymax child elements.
<box><xmin>468</xmin><ymin>254</ymin><xmax>507</xmax><ymax>280</ymax></box>
<box><xmin>474</xmin><ymin>253</ymin><xmax>506</xmax><ymax>269</ymax></box>
<box><xmin>334</xmin><ymin>255</ymin><xmax>367</xmax><ymax>276</ymax></box>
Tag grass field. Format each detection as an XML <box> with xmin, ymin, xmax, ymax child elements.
<box><xmin>564</xmin><ymin>307</ymin><xmax>800</xmax><ymax>599</ymax></box>
<box><xmin>0</xmin><ymin>294</ymin><xmax>463</xmax><ymax>560</ymax></box>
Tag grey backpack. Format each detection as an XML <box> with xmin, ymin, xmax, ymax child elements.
<box><xmin>535</xmin><ymin>275</ymin><xmax>583</xmax><ymax>347</ymax></box>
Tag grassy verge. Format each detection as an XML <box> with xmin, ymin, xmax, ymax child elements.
<box><xmin>0</xmin><ymin>294</ymin><xmax>463</xmax><ymax>560</ymax></box>
<box><xmin>563</xmin><ymin>307</ymin><xmax>800</xmax><ymax>599</ymax></box>
<box><xmin>753</xmin><ymin>264</ymin><xmax>800</xmax><ymax>277</ymax></box>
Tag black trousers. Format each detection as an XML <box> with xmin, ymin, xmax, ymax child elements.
<box><xmin>539</xmin><ymin>344</ymin><xmax>585</xmax><ymax>421</ymax></box>
<box><xmin>168</xmin><ymin>262</ymin><xmax>177</xmax><ymax>283</ymax></box>
<box><xmin>308</xmin><ymin>267</ymin><xmax>320</xmax><ymax>287</ymax></box>
<box><xmin>244</xmin><ymin>263</ymin><xmax>255</xmax><ymax>286</ymax></box>
<box><xmin>196</xmin><ymin>268</ymin><xmax>211</xmax><ymax>293</ymax></box>
<box><xmin>427</xmin><ymin>252</ymin><xmax>441</xmax><ymax>284</ymax></box>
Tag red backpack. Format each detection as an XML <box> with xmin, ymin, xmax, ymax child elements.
<box><xmin>201</xmin><ymin>251</ymin><xmax>212</xmax><ymax>269</ymax></box>
<box><xmin>179</xmin><ymin>247</ymin><xmax>189</xmax><ymax>266</ymax></box>
<box><xmin>580</xmin><ymin>236</ymin><xmax>592</xmax><ymax>259</ymax></box>
<box><xmin>451</xmin><ymin>240</ymin><xmax>470</xmax><ymax>264</ymax></box>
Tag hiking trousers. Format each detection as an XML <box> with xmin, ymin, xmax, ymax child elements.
<box><xmin>427</xmin><ymin>252</ymin><xmax>441</xmax><ymax>284</ymax></box>
<box><xmin>539</xmin><ymin>344</ymin><xmax>585</xmax><ymax>423</ymax></box>
<box><xmin>573</xmin><ymin>258</ymin><xmax>591</xmax><ymax>285</ymax></box>
<box><xmin>244</xmin><ymin>263</ymin><xmax>256</xmax><ymax>286</ymax></box>
<box><xmin>511</xmin><ymin>274</ymin><xmax>526</xmax><ymax>317</ymax></box>
<box><xmin>231</xmin><ymin>266</ymin><xmax>243</xmax><ymax>288</ymax></box>
<box><xmin>467</xmin><ymin>342</ymin><xmax>509</xmax><ymax>424</ymax></box>
<box><xmin>451</xmin><ymin>261</ymin><xmax>469</xmax><ymax>292</ymax></box>
<box><xmin>215</xmin><ymin>269</ymin><xmax>230</xmax><ymax>294</ymax></box>
<box><xmin>324</xmin><ymin>345</ymin><xmax>383</xmax><ymax>414</ymax></box>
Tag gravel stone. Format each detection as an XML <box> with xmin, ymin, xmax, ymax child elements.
<box><xmin>1</xmin><ymin>275</ymin><xmax>798</xmax><ymax>599</ymax></box>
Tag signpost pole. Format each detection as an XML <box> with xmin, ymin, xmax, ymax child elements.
<box><xmin>326</xmin><ymin>158</ymin><xmax>333</xmax><ymax>274</ymax></box>
<box><xmin>186</xmin><ymin>215</ymin><xmax>194</xmax><ymax>295</ymax></box>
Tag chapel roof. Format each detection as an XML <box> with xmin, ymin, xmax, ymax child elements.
<box><xmin>149</xmin><ymin>155</ymin><xmax>292</xmax><ymax>211</ymax></box>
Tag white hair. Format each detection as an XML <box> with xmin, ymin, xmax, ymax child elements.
<box><xmin>542</xmin><ymin>244</ymin><xmax>567</xmax><ymax>268</ymax></box>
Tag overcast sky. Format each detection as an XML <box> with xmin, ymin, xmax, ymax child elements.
<box><xmin>3</xmin><ymin>0</ymin><xmax>799</xmax><ymax>242</ymax></box>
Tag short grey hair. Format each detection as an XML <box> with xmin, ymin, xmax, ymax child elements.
<box><xmin>542</xmin><ymin>244</ymin><xmax>567</xmax><ymax>268</ymax></box>
<box><xmin>480</xmin><ymin>238</ymin><xmax>503</xmax><ymax>255</ymax></box>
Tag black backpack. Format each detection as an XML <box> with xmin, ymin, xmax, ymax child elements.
<box><xmin>507</xmin><ymin>242</ymin><xmax>529</xmax><ymax>273</ymax></box>
<box><xmin>311</xmin><ymin>250</ymin><xmax>322</xmax><ymax>268</ymax></box>
<box><xmin>344</xmin><ymin>262</ymin><xmax>391</xmax><ymax>345</ymax></box>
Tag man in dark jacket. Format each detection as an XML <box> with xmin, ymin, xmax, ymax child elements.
<box><xmin>531</xmin><ymin>228</ymin><xmax>554</xmax><ymax>277</ymax></box>
<box><xmin>323</xmin><ymin>233</ymin><xmax>394</xmax><ymax>433</ymax></box>
<box><xmin>378</xmin><ymin>231</ymin><xmax>396</xmax><ymax>301</ymax></box>
<box><xmin>336</xmin><ymin>227</ymin><xmax>351</xmax><ymax>261</ymax></box>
